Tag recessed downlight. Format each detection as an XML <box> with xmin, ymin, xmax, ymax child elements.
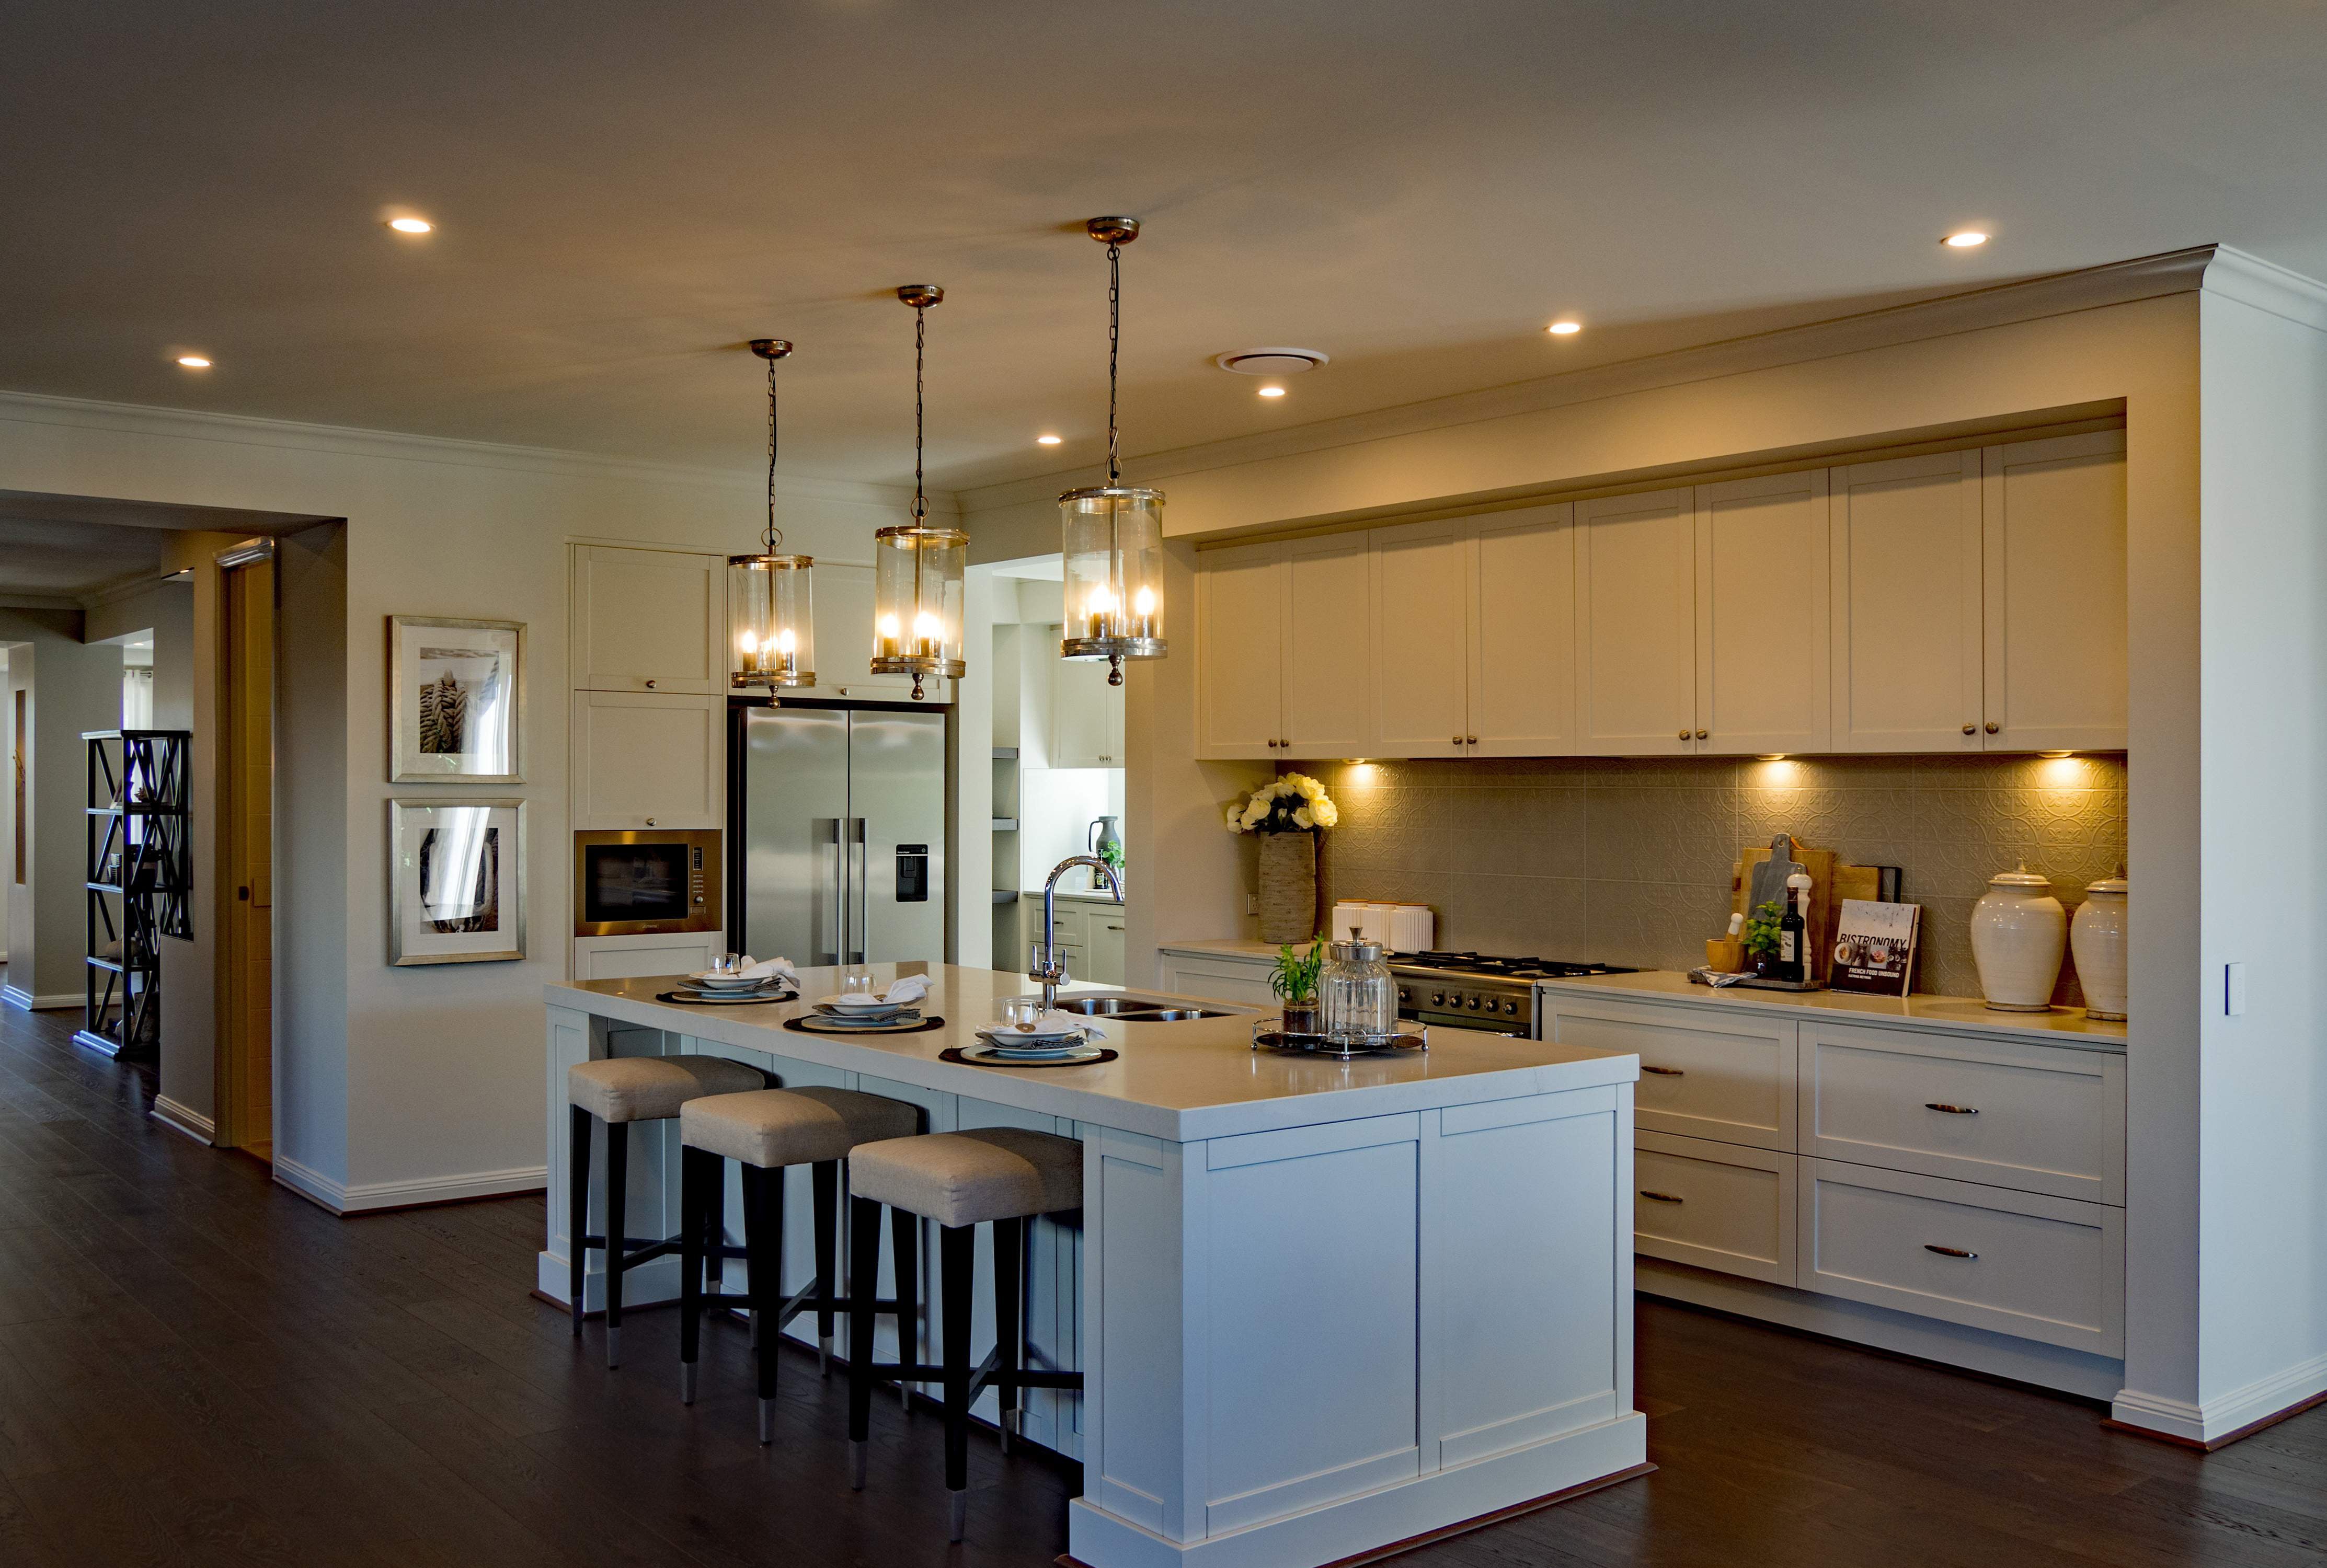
<box><xmin>175</xmin><ymin>354</ymin><xmax>212</xmax><ymax>369</ymax></box>
<box><xmin>1215</xmin><ymin>348</ymin><xmax>1328</xmax><ymax>376</ymax></box>
<box><xmin>1256</xmin><ymin>385</ymin><xmax>1287</xmax><ymax>398</ymax></box>
<box><xmin>1546</xmin><ymin>320</ymin><xmax>1582</xmax><ymax>336</ymax></box>
<box><xmin>387</xmin><ymin>216</ymin><xmax>434</xmax><ymax>235</ymax></box>
<box><xmin>1036</xmin><ymin>433</ymin><xmax>1062</xmax><ymax>445</ymax></box>
<box><xmin>1943</xmin><ymin>230</ymin><xmax>1989</xmax><ymax>248</ymax></box>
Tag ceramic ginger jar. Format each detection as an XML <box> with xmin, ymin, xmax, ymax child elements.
<box><xmin>2071</xmin><ymin>873</ymin><xmax>2129</xmax><ymax>1021</ymax></box>
<box><xmin>1970</xmin><ymin>862</ymin><xmax>2067</xmax><ymax>1012</ymax></box>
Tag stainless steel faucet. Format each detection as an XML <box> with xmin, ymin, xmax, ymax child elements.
<box><xmin>1030</xmin><ymin>854</ymin><xmax>1125</xmax><ymax>1010</ymax></box>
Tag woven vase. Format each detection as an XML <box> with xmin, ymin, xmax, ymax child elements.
<box><xmin>1256</xmin><ymin>830</ymin><xmax>1318</xmax><ymax>944</ymax></box>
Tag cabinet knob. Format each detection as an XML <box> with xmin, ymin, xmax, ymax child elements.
<box><xmin>1985</xmin><ymin>721</ymin><xmax>2000</xmax><ymax>734</ymax></box>
<box><xmin>1963</xmin><ymin>724</ymin><xmax>1977</xmax><ymax>735</ymax></box>
<box><xmin>645</xmin><ymin>817</ymin><xmax>656</xmax><ymax>827</ymax></box>
<box><xmin>645</xmin><ymin>679</ymin><xmax>657</xmax><ymax>689</ymax></box>
<box><xmin>1451</xmin><ymin>736</ymin><xmax>1462</xmax><ymax>747</ymax></box>
<box><xmin>1695</xmin><ymin>729</ymin><xmax>1709</xmax><ymax>740</ymax></box>
<box><xmin>1677</xmin><ymin>729</ymin><xmax>1690</xmax><ymax>741</ymax></box>
<box><xmin>1465</xmin><ymin>735</ymin><xmax>1478</xmax><ymax>745</ymax></box>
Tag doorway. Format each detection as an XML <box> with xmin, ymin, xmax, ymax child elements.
<box><xmin>216</xmin><ymin>544</ymin><xmax>274</xmax><ymax>1157</ymax></box>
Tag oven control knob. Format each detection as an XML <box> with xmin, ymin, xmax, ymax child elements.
<box><xmin>1430</xmin><ymin>991</ymin><xmax>1445</xmax><ymax>1007</ymax></box>
<box><xmin>1397</xmin><ymin>987</ymin><xmax>1411</xmax><ymax>1003</ymax></box>
<box><xmin>1502</xmin><ymin>999</ymin><xmax>1519</xmax><ymax>1016</ymax></box>
<box><xmin>1465</xmin><ymin>995</ymin><xmax>1481</xmax><ymax>1010</ymax></box>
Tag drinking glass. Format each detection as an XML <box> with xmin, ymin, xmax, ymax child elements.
<box><xmin>996</xmin><ymin>996</ymin><xmax>1045</xmax><ymax>1032</ymax></box>
<box><xmin>840</xmin><ymin>967</ymin><xmax>877</xmax><ymax>997</ymax></box>
<box><xmin>707</xmin><ymin>952</ymin><xmax>746</xmax><ymax>978</ymax></box>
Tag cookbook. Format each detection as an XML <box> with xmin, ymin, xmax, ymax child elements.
<box><xmin>1828</xmin><ymin>898</ymin><xmax>1919</xmax><ymax>997</ymax></box>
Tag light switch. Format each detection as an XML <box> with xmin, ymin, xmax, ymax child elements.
<box><xmin>2225</xmin><ymin>962</ymin><xmax>2246</xmax><ymax>1017</ymax></box>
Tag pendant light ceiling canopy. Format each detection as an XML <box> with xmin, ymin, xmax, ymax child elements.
<box><xmin>869</xmin><ymin>284</ymin><xmax>968</xmax><ymax>701</ymax></box>
<box><xmin>1060</xmin><ymin>215</ymin><xmax>1166</xmax><ymax>687</ymax></box>
<box><xmin>729</xmin><ymin>336</ymin><xmax>816</xmax><ymax>694</ymax></box>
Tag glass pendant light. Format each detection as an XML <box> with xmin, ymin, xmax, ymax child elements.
<box><xmin>1059</xmin><ymin>215</ymin><xmax>1166</xmax><ymax>687</ymax></box>
<box><xmin>869</xmin><ymin>284</ymin><xmax>968</xmax><ymax>701</ymax></box>
<box><xmin>728</xmin><ymin>338</ymin><xmax>816</xmax><ymax>694</ymax></box>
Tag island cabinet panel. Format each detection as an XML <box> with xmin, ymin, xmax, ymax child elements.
<box><xmin>1829</xmin><ymin>451</ymin><xmax>1987</xmax><ymax>751</ymax></box>
<box><xmin>1575</xmin><ymin>488</ymin><xmax>1698</xmax><ymax>754</ymax></box>
<box><xmin>1981</xmin><ymin>429</ymin><xmax>2129</xmax><ymax>752</ymax></box>
<box><xmin>1468</xmin><ymin>504</ymin><xmax>1578</xmax><ymax>756</ymax></box>
<box><xmin>1194</xmin><ymin>541</ymin><xmax>1285</xmax><ymax>758</ymax></box>
<box><xmin>569</xmin><ymin>690</ymin><xmax>723</xmax><ymax>829</ymax></box>
<box><xmin>1693</xmin><ymin>471</ymin><xmax>1831</xmax><ymax>755</ymax></box>
<box><xmin>1155</xmin><ymin>951</ymin><xmax>1280</xmax><ymax>1007</ymax></box>
<box><xmin>569</xmin><ymin>544</ymin><xmax>724</xmax><ymax>693</ymax></box>
<box><xmin>1633</xmin><ymin>1130</ymin><xmax>1797</xmax><ymax>1286</ymax></box>
<box><xmin>1369</xmin><ymin>518</ymin><xmax>1472</xmax><ymax>759</ymax></box>
<box><xmin>1541</xmin><ymin>997</ymin><xmax>1797</xmax><ymax>1152</ymax></box>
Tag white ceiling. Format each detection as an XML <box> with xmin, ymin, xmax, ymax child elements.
<box><xmin>5</xmin><ymin>1</ymin><xmax>2325</xmax><ymax>493</ymax></box>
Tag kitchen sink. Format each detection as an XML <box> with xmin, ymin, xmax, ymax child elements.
<box><xmin>1047</xmin><ymin>994</ymin><xmax>1237</xmax><ymax>1021</ymax></box>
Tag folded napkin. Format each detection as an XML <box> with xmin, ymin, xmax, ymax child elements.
<box><xmin>876</xmin><ymin>973</ymin><xmax>930</xmax><ymax>1006</ymax></box>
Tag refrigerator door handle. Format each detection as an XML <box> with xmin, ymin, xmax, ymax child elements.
<box><xmin>819</xmin><ymin>817</ymin><xmax>845</xmax><ymax>966</ymax></box>
<box><xmin>849</xmin><ymin>816</ymin><xmax>870</xmax><ymax>964</ymax></box>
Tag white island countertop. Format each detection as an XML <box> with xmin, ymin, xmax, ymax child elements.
<box><xmin>1537</xmin><ymin>967</ymin><xmax>2129</xmax><ymax>1049</ymax></box>
<box><xmin>547</xmin><ymin>963</ymin><xmax>1635</xmax><ymax>1143</ymax></box>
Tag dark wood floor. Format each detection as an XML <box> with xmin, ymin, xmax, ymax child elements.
<box><xmin>2</xmin><ymin>994</ymin><xmax>2323</xmax><ymax>1568</ymax></box>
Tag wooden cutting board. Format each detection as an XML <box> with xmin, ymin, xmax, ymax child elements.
<box><xmin>1732</xmin><ymin>842</ymin><xmax>1847</xmax><ymax>984</ymax></box>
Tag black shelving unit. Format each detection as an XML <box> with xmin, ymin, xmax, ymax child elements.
<box><xmin>77</xmin><ymin>729</ymin><xmax>191</xmax><ymax>1059</ymax></box>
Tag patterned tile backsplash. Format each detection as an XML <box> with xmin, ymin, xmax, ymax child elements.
<box><xmin>1300</xmin><ymin>753</ymin><xmax>2127</xmax><ymax>1004</ymax></box>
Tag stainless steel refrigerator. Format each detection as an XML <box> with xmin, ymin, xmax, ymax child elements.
<box><xmin>735</xmin><ymin>705</ymin><xmax>948</xmax><ymax>966</ymax></box>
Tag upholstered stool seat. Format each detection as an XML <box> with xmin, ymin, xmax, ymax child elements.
<box><xmin>677</xmin><ymin>1086</ymin><xmax>923</xmax><ymax>1442</ymax></box>
<box><xmin>566</xmin><ymin>1054</ymin><xmax>767</xmax><ymax>1368</ymax></box>
<box><xmin>846</xmin><ymin>1126</ymin><xmax>1085</xmax><ymax>1541</ymax></box>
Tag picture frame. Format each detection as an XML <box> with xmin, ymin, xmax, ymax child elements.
<box><xmin>388</xmin><ymin>798</ymin><xmax>527</xmax><ymax>966</ymax></box>
<box><xmin>389</xmin><ymin>616</ymin><xmax>525</xmax><ymax>783</ymax></box>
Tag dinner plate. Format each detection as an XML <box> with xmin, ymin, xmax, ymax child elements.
<box><xmin>666</xmin><ymin>986</ymin><xmax>796</xmax><ymax>1006</ymax></box>
<box><xmin>974</xmin><ymin>1027</ymin><xmax>1089</xmax><ymax>1051</ymax></box>
<box><xmin>805</xmin><ymin>1010</ymin><xmax>922</xmax><ymax>1029</ymax></box>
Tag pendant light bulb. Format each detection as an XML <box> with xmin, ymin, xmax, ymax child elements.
<box><xmin>729</xmin><ymin>338</ymin><xmax>817</xmax><ymax>694</ymax></box>
<box><xmin>869</xmin><ymin>285</ymin><xmax>969</xmax><ymax>700</ymax></box>
<box><xmin>1059</xmin><ymin>215</ymin><xmax>1167</xmax><ymax>684</ymax></box>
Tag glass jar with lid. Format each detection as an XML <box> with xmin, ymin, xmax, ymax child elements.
<box><xmin>1319</xmin><ymin>927</ymin><xmax>1397</xmax><ymax>1047</ymax></box>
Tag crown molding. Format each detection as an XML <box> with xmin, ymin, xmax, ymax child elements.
<box><xmin>2198</xmin><ymin>244</ymin><xmax>2327</xmax><ymax>333</ymax></box>
<box><xmin>959</xmin><ymin>246</ymin><xmax>2222</xmax><ymax>517</ymax></box>
<box><xmin>0</xmin><ymin>388</ymin><xmax>937</xmax><ymax>512</ymax></box>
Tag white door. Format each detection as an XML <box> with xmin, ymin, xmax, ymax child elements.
<box><xmin>570</xmin><ymin>690</ymin><xmax>724</xmax><ymax>829</ymax></box>
<box><xmin>1468</xmin><ymin>503</ymin><xmax>1577</xmax><ymax>757</ymax></box>
<box><xmin>1369</xmin><ymin>518</ymin><xmax>1470</xmax><ymax>758</ymax></box>
<box><xmin>1829</xmin><ymin>451</ymin><xmax>1986</xmax><ymax>752</ymax></box>
<box><xmin>569</xmin><ymin>545</ymin><xmax>724</xmax><ymax>694</ymax></box>
<box><xmin>1576</xmin><ymin>489</ymin><xmax>1698</xmax><ymax>754</ymax></box>
<box><xmin>1981</xmin><ymin>430</ymin><xmax>2127</xmax><ymax>752</ymax></box>
<box><xmin>1195</xmin><ymin>543</ymin><xmax>1285</xmax><ymax>759</ymax></box>
<box><xmin>1086</xmin><ymin>909</ymin><xmax>1127</xmax><ymax>986</ymax></box>
<box><xmin>1282</xmin><ymin>534</ymin><xmax>1373</xmax><ymax>759</ymax></box>
<box><xmin>1695</xmin><ymin>471</ymin><xmax>1831</xmax><ymax>754</ymax></box>
<box><xmin>1051</xmin><ymin>654</ymin><xmax>1119</xmax><ymax>767</ymax></box>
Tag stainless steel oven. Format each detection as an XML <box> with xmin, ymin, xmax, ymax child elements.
<box><xmin>1391</xmin><ymin>953</ymin><xmax>1637</xmax><ymax>1039</ymax></box>
<box><xmin>572</xmin><ymin>828</ymin><xmax>723</xmax><ymax>937</ymax></box>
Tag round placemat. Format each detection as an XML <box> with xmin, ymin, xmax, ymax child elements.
<box><xmin>656</xmin><ymin>988</ymin><xmax>798</xmax><ymax>1006</ymax></box>
<box><xmin>941</xmin><ymin>1045</ymin><xmax>1118</xmax><ymax>1069</ymax></box>
<box><xmin>784</xmin><ymin>1014</ymin><xmax>946</xmax><ymax>1036</ymax></box>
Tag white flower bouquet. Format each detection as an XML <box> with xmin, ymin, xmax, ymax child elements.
<box><xmin>1224</xmin><ymin>773</ymin><xmax>1340</xmax><ymax>834</ymax></box>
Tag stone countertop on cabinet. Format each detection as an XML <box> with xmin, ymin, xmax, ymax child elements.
<box><xmin>1022</xmin><ymin>889</ymin><xmax>1134</xmax><ymax>907</ymax></box>
<box><xmin>1537</xmin><ymin>969</ymin><xmax>2128</xmax><ymax>1051</ymax></box>
<box><xmin>547</xmin><ymin>963</ymin><xmax>1635</xmax><ymax>1144</ymax></box>
<box><xmin>1158</xmin><ymin>937</ymin><xmax>1309</xmax><ymax>959</ymax></box>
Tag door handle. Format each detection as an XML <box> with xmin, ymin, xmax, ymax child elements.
<box><xmin>1639</xmin><ymin>1190</ymin><xmax>1684</xmax><ymax>1204</ymax></box>
<box><xmin>1641</xmin><ymin>1064</ymin><xmax>1684</xmax><ymax>1076</ymax></box>
<box><xmin>1924</xmin><ymin>1102</ymin><xmax>1979</xmax><ymax>1115</ymax></box>
<box><xmin>820</xmin><ymin>818</ymin><xmax>844</xmax><ymax>965</ymax></box>
<box><xmin>850</xmin><ymin>817</ymin><xmax>870</xmax><ymax>963</ymax></box>
<box><xmin>1924</xmin><ymin>1244</ymin><xmax>1978</xmax><ymax>1259</ymax></box>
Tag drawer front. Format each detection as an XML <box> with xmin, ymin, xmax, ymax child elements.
<box><xmin>1799</xmin><ymin>1023</ymin><xmax>2124</xmax><ymax>1204</ymax></box>
<box><xmin>1799</xmin><ymin>1159</ymin><xmax>2123</xmax><ymax>1356</ymax></box>
<box><xmin>1633</xmin><ymin>1132</ymin><xmax>1796</xmax><ymax>1285</ymax></box>
<box><xmin>1543</xmin><ymin>1000</ymin><xmax>1795</xmax><ymax>1151</ymax></box>
<box><xmin>1157</xmin><ymin>954</ymin><xmax>1280</xmax><ymax>1007</ymax></box>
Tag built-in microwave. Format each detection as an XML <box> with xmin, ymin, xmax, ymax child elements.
<box><xmin>572</xmin><ymin>828</ymin><xmax>723</xmax><ymax>937</ymax></box>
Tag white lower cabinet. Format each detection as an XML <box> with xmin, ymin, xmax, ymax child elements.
<box><xmin>1633</xmin><ymin>1131</ymin><xmax>1796</xmax><ymax>1286</ymax></box>
<box><xmin>570</xmin><ymin>932</ymin><xmax>723</xmax><ymax>981</ymax></box>
<box><xmin>1155</xmin><ymin>950</ymin><xmax>1281</xmax><ymax>1007</ymax></box>
<box><xmin>1541</xmin><ymin>998</ymin><xmax>1795</xmax><ymax>1152</ymax></box>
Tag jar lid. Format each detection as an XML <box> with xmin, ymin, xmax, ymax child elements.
<box><xmin>1329</xmin><ymin>926</ymin><xmax>1384</xmax><ymax>961</ymax></box>
<box><xmin>1989</xmin><ymin>860</ymin><xmax>2052</xmax><ymax>889</ymax></box>
<box><xmin>2086</xmin><ymin>874</ymin><xmax>2128</xmax><ymax>894</ymax></box>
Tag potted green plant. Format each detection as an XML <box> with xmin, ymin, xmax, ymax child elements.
<box><xmin>1741</xmin><ymin>899</ymin><xmax>1784</xmax><ymax>978</ymax></box>
<box><xmin>1270</xmin><ymin>938</ymin><xmax>1326</xmax><ymax>1037</ymax></box>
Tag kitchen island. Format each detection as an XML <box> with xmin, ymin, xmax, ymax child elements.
<box><xmin>543</xmin><ymin>963</ymin><xmax>1645</xmax><ymax>1568</ymax></box>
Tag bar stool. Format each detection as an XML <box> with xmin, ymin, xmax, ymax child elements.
<box><xmin>845</xmin><ymin>1127</ymin><xmax>1085</xmax><ymax>1542</ymax></box>
<box><xmin>678</xmin><ymin>1086</ymin><xmax>922</xmax><ymax>1442</ymax></box>
<box><xmin>566</xmin><ymin>1054</ymin><xmax>766</xmax><ymax>1367</ymax></box>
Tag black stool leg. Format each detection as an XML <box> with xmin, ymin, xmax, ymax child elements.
<box><xmin>743</xmin><ymin>1163</ymin><xmax>785</xmax><ymax>1443</ymax></box>
<box><xmin>846</xmin><ymin>1195</ymin><xmax>882</xmax><ymax>1490</ymax></box>
<box><xmin>892</xmin><ymin>1209</ymin><xmax>918</xmax><ymax>1412</ymax></box>
<box><xmin>812</xmin><ymin>1160</ymin><xmax>839</xmax><ymax>1376</ymax></box>
<box><xmin>941</xmin><ymin>1221</ymin><xmax>975</xmax><ymax>1542</ymax></box>
<box><xmin>679</xmin><ymin>1147</ymin><xmax>707</xmax><ymax>1404</ymax></box>
<box><xmin>603</xmin><ymin>1119</ymin><xmax>628</xmax><ymax>1368</ymax></box>
<box><xmin>993</xmin><ymin>1216</ymin><xmax>1023</xmax><ymax>1455</ymax></box>
<box><xmin>567</xmin><ymin>1105</ymin><xmax>592</xmax><ymax>1338</ymax></box>
<box><xmin>705</xmin><ymin>1150</ymin><xmax>728</xmax><ymax>1306</ymax></box>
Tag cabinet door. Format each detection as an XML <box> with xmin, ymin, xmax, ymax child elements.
<box><xmin>1981</xmin><ymin>431</ymin><xmax>2127</xmax><ymax>752</ymax></box>
<box><xmin>571</xmin><ymin>933</ymin><xmax>723</xmax><ymax>982</ymax></box>
<box><xmin>1050</xmin><ymin>654</ymin><xmax>1122</xmax><ymax>767</ymax></box>
<box><xmin>1196</xmin><ymin>543</ymin><xmax>1285</xmax><ymax>759</ymax></box>
<box><xmin>1695</xmin><ymin>471</ymin><xmax>1830</xmax><ymax>754</ymax></box>
<box><xmin>569</xmin><ymin>545</ymin><xmax>724</xmax><ymax>694</ymax></box>
<box><xmin>1087</xmin><ymin>910</ymin><xmax>1127</xmax><ymax>986</ymax></box>
<box><xmin>1469</xmin><ymin>504</ymin><xmax>1577</xmax><ymax>756</ymax></box>
<box><xmin>1283</xmin><ymin>534</ymin><xmax>1373</xmax><ymax>758</ymax></box>
<box><xmin>1156</xmin><ymin>952</ymin><xmax>1280</xmax><ymax>1006</ymax></box>
<box><xmin>570</xmin><ymin>690</ymin><xmax>724</xmax><ymax>829</ymax></box>
<box><xmin>1829</xmin><ymin>452</ymin><xmax>1985</xmax><ymax>752</ymax></box>
<box><xmin>1369</xmin><ymin>518</ymin><xmax>1470</xmax><ymax>758</ymax></box>
<box><xmin>1575</xmin><ymin>489</ymin><xmax>1697</xmax><ymax>754</ymax></box>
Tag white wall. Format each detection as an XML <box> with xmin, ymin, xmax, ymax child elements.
<box><xmin>1</xmin><ymin>609</ymin><xmax>122</xmax><ymax>1008</ymax></box>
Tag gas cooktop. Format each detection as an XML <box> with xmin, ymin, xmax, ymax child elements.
<box><xmin>1390</xmin><ymin>951</ymin><xmax>1637</xmax><ymax>982</ymax></box>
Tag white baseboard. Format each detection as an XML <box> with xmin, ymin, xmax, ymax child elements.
<box><xmin>3</xmin><ymin>984</ymin><xmax>83</xmax><ymax>1010</ymax></box>
<box><xmin>276</xmin><ymin>1157</ymin><xmax>548</xmax><ymax>1216</ymax></box>
<box><xmin>2114</xmin><ymin>1350</ymin><xmax>2327</xmax><ymax>1445</ymax></box>
<box><xmin>150</xmin><ymin>1096</ymin><xmax>216</xmax><ymax>1146</ymax></box>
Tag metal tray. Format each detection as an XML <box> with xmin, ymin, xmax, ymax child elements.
<box><xmin>1251</xmin><ymin>1023</ymin><xmax>1427</xmax><ymax>1059</ymax></box>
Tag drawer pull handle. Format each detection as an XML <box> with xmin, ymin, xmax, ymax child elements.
<box><xmin>1924</xmin><ymin>1244</ymin><xmax>1978</xmax><ymax>1259</ymax></box>
<box><xmin>1924</xmin><ymin>1102</ymin><xmax>1979</xmax><ymax>1115</ymax></box>
<box><xmin>1640</xmin><ymin>1190</ymin><xmax>1685</xmax><ymax>1204</ymax></box>
<box><xmin>1642</xmin><ymin>1065</ymin><xmax>1684</xmax><ymax>1077</ymax></box>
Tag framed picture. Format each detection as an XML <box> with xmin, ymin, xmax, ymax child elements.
<box><xmin>390</xmin><ymin>616</ymin><xmax>524</xmax><ymax>782</ymax></box>
<box><xmin>389</xmin><ymin>799</ymin><xmax>526</xmax><ymax>965</ymax></box>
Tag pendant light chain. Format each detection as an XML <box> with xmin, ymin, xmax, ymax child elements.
<box><xmin>763</xmin><ymin>351</ymin><xmax>783</xmax><ymax>555</ymax></box>
<box><xmin>1107</xmin><ymin>240</ymin><xmax>1122</xmax><ymax>485</ymax></box>
<box><xmin>912</xmin><ymin>301</ymin><xmax>929</xmax><ymax>524</ymax></box>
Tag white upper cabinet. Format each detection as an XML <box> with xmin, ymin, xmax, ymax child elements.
<box><xmin>1051</xmin><ymin>651</ymin><xmax>1125</xmax><ymax>767</ymax></box>
<box><xmin>1576</xmin><ymin>489</ymin><xmax>1698</xmax><ymax>754</ymax></box>
<box><xmin>1370</xmin><ymin>518</ymin><xmax>1472</xmax><ymax>758</ymax></box>
<box><xmin>1829</xmin><ymin>452</ymin><xmax>1986</xmax><ymax>752</ymax></box>
<box><xmin>1981</xmin><ymin>430</ymin><xmax>2128</xmax><ymax>752</ymax></box>
<box><xmin>1694</xmin><ymin>471</ymin><xmax>1831</xmax><ymax>755</ymax></box>
<box><xmin>1195</xmin><ymin>541</ymin><xmax>1285</xmax><ymax>758</ymax></box>
<box><xmin>569</xmin><ymin>690</ymin><xmax>724</xmax><ymax>829</ymax></box>
<box><xmin>1469</xmin><ymin>504</ymin><xmax>1577</xmax><ymax>756</ymax></box>
<box><xmin>570</xmin><ymin>545</ymin><xmax>725</xmax><ymax>694</ymax></box>
<box><xmin>1282</xmin><ymin>534</ymin><xmax>1372</xmax><ymax>758</ymax></box>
